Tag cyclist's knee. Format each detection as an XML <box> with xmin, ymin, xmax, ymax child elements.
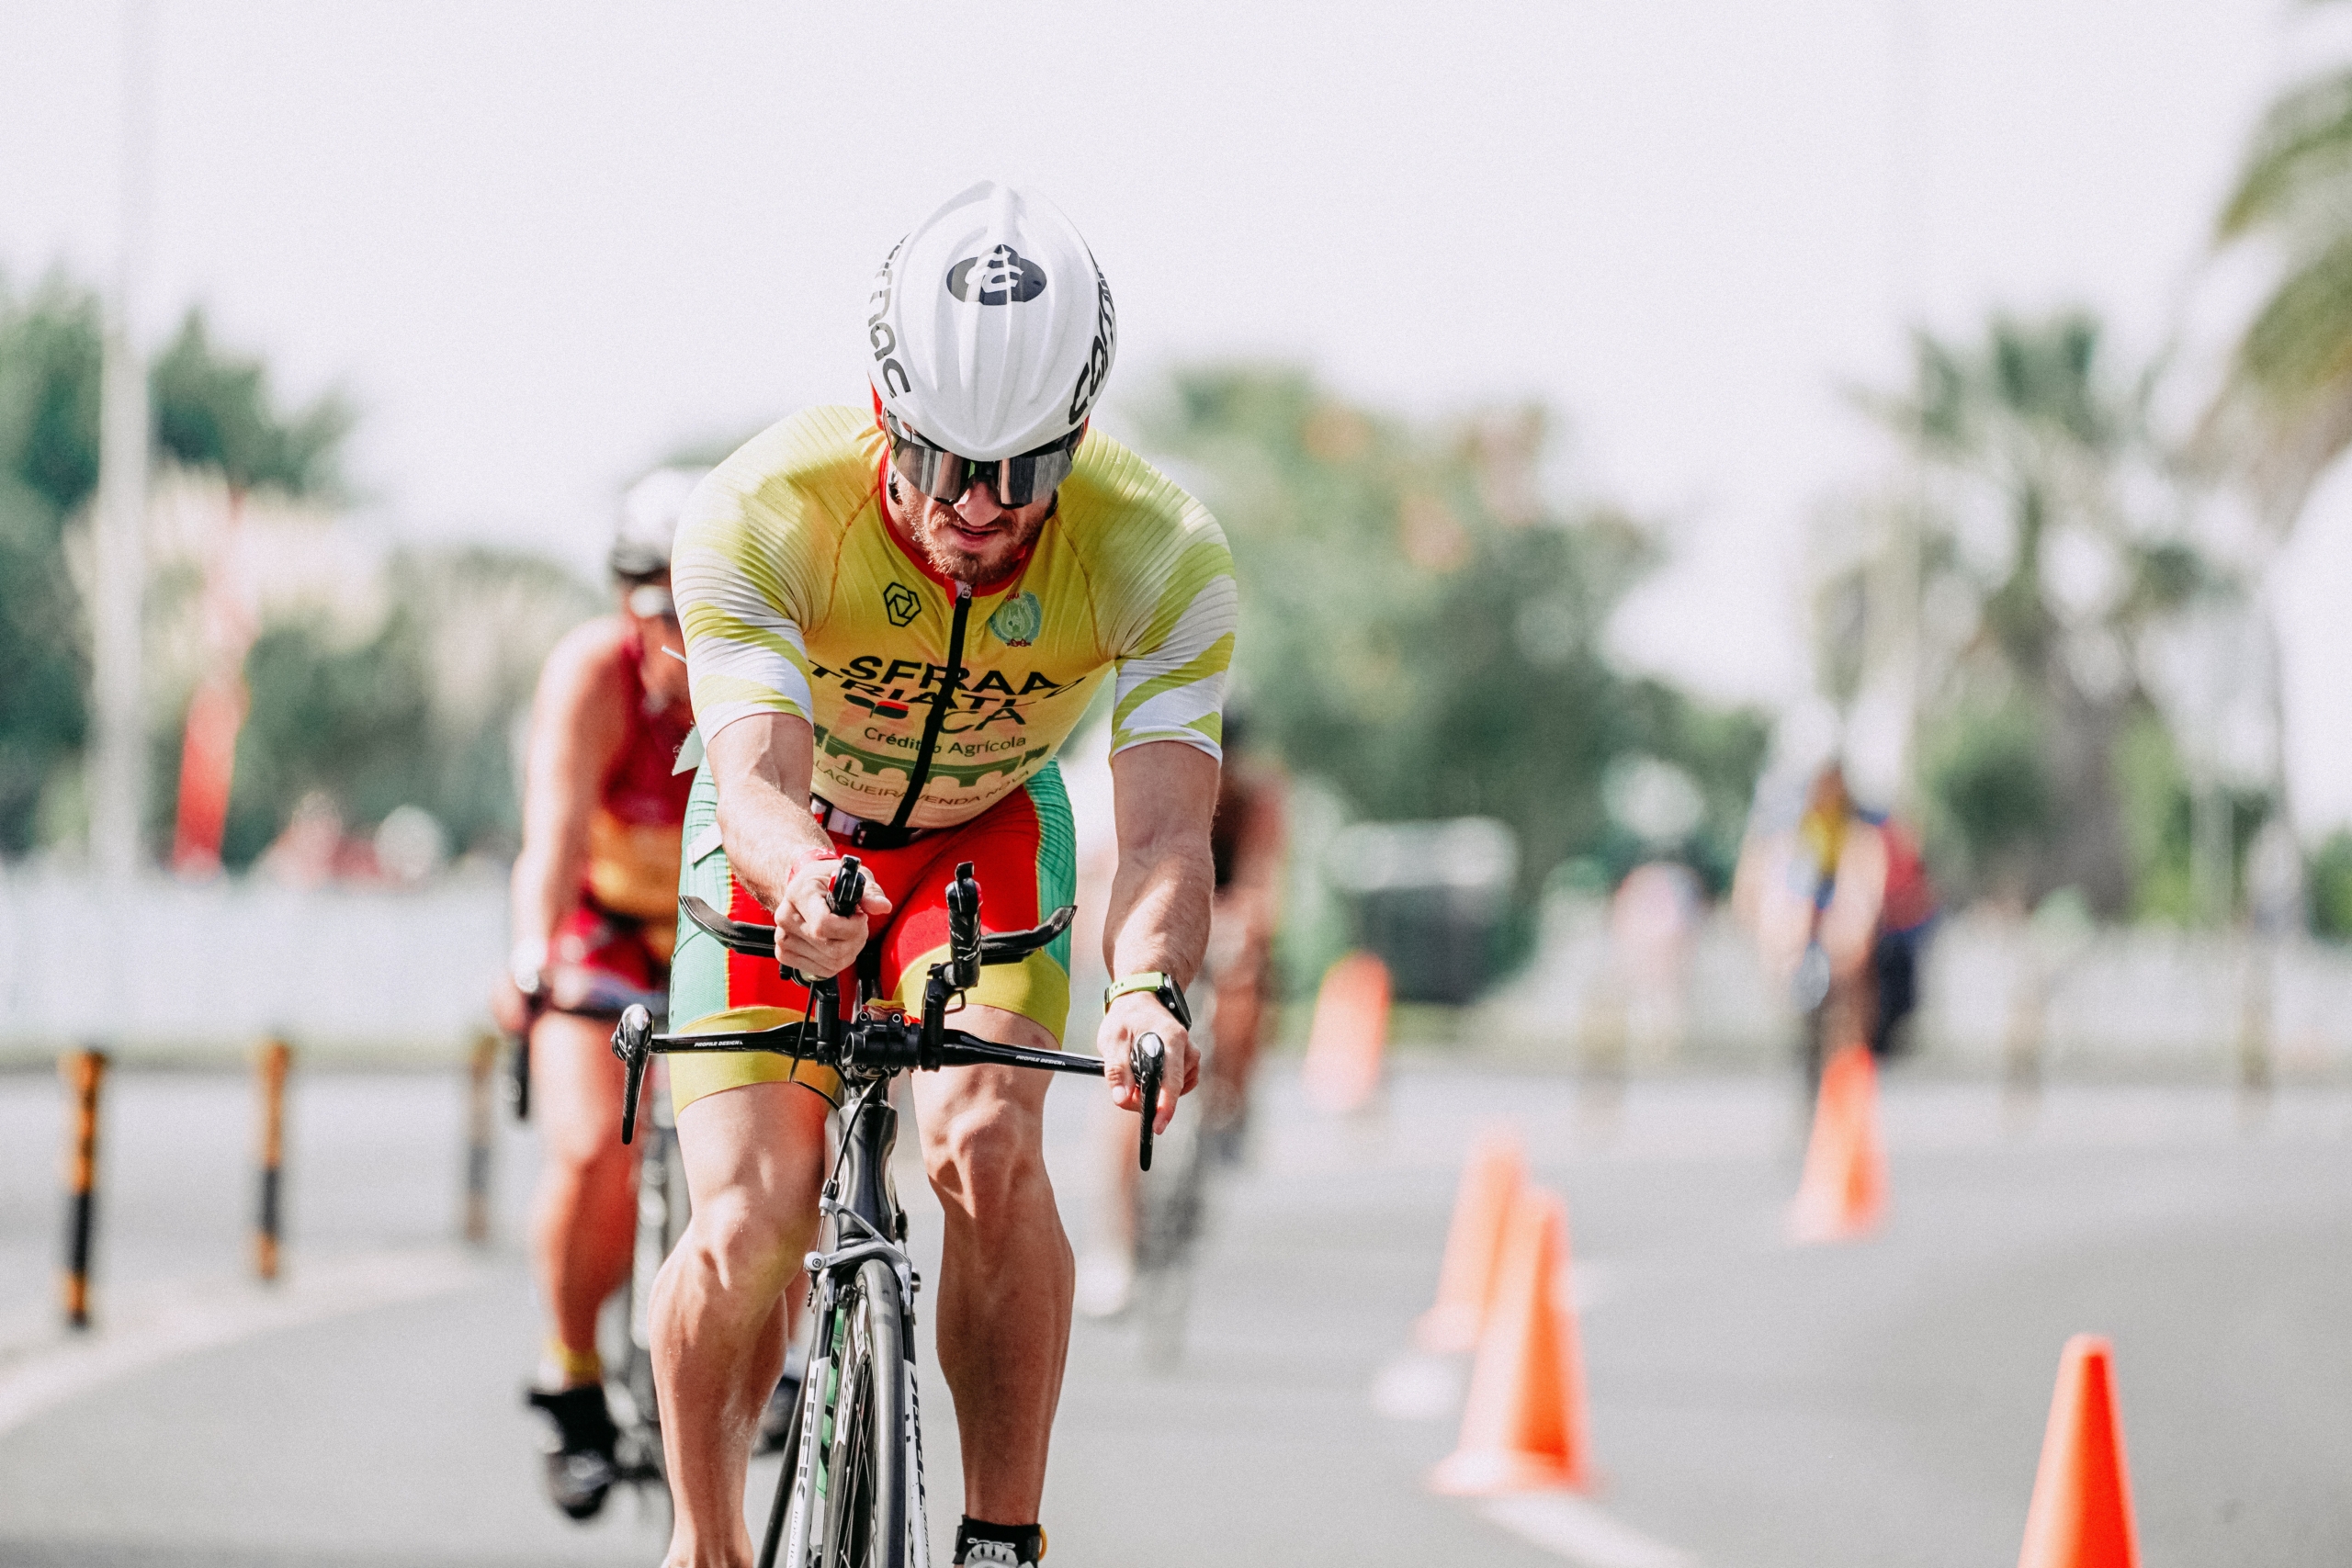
<box><xmin>923</xmin><ymin>1099</ymin><xmax>1045</xmax><ymax>1211</ymax></box>
<box><xmin>680</xmin><ymin>1189</ymin><xmax>808</xmax><ymax>1294</ymax></box>
<box><xmin>541</xmin><ymin>1117</ymin><xmax>631</xmax><ymax>1180</ymax></box>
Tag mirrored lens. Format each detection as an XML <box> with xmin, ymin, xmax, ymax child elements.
<box><xmin>998</xmin><ymin>447</ymin><xmax>1076</xmax><ymax>507</ymax></box>
<box><xmin>888</xmin><ymin>433</ymin><xmax>1078</xmax><ymax>507</ymax></box>
<box><xmin>888</xmin><ymin>440</ymin><xmax>968</xmax><ymax>502</ymax></box>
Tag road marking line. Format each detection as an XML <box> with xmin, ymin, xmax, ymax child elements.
<box><xmin>1481</xmin><ymin>1494</ymin><xmax>1697</xmax><ymax>1568</ymax></box>
<box><xmin>0</xmin><ymin>1246</ymin><xmax>488</xmax><ymax>1439</ymax></box>
<box><xmin>1371</xmin><ymin>1351</ymin><xmax>1464</xmax><ymax>1420</ymax></box>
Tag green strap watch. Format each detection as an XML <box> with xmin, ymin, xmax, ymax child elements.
<box><xmin>1102</xmin><ymin>971</ymin><xmax>1193</xmax><ymax>1029</ymax></box>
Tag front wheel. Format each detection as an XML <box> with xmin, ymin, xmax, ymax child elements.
<box><xmin>766</xmin><ymin>1258</ymin><xmax>925</xmax><ymax>1568</ymax></box>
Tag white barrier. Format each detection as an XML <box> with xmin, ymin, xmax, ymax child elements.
<box><xmin>0</xmin><ymin>869</ymin><xmax>505</xmax><ymax>1063</ymax></box>
<box><xmin>1485</xmin><ymin>898</ymin><xmax>2352</xmax><ymax>1080</ymax></box>
<box><xmin>14</xmin><ymin>864</ymin><xmax>2352</xmax><ymax>1079</ymax></box>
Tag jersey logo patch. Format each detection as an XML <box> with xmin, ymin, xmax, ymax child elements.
<box><xmin>882</xmin><ymin>582</ymin><xmax>922</xmax><ymax>627</ymax></box>
<box><xmin>987</xmin><ymin>591</ymin><xmax>1042</xmax><ymax>648</ymax></box>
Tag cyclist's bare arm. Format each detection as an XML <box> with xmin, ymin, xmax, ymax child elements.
<box><xmin>704</xmin><ymin>713</ymin><xmax>892</xmax><ymax>976</ymax></box>
<box><xmin>1098</xmin><ymin>740</ymin><xmax>1218</xmax><ymax>1129</ymax></box>
<box><xmin>500</xmin><ymin>622</ymin><xmax>634</xmax><ymax>1020</ymax></box>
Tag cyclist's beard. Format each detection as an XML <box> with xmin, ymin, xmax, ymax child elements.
<box><xmin>905</xmin><ymin>492</ymin><xmax>1049</xmax><ymax>586</ymax></box>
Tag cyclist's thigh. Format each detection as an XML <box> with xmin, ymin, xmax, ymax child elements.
<box><xmin>673</xmin><ymin>1079</ymin><xmax>831</xmax><ymax>1246</ymax></box>
<box><xmin>910</xmin><ymin>1005</ymin><xmax>1056</xmax><ymax>1172</ymax></box>
<box><xmin>531</xmin><ymin>1010</ymin><xmax>630</xmax><ymax>1168</ymax></box>
<box><xmin>879</xmin><ymin>772</ymin><xmax>1076</xmax><ymax>1053</ymax></box>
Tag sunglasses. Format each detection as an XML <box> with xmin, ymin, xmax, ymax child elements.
<box><xmin>886</xmin><ymin>418</ymin><xmax>1081</xmax><ymax>508</ymax></box>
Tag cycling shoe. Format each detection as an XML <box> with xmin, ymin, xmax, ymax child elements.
<box><xmin>526</xmin><ymin>1384</ymin><xmax>619</xmax><ymax>1520</ymax></box>
<box><xmin>955</xmin><ymin>1519</ymin><xmax>1046</xmax><ymax>1565</ymax></box>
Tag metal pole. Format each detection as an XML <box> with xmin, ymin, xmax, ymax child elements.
<box><xmin>91</xmin><ymin>0</ymin><xmax>155</xmax><ymax>883</ymax></box>
<box><xmin>60</xmin><ymin>1048</ymin><xmax>108</xmax><ymax>1329</ymax></box>
<box><xmin>254</xmin><ymin>1039</ymin><xmax>291</xmax><ymax>1280</ymax></box>
<box><xmin>463</xmin><ymin>1032</ymin><xmax>497</xmax><ymax>1245</ymax></box>
<box><xmin>1883</xmin><ymin>0</ymin><xmax>1930</xmax><ymax>816</ymax></box>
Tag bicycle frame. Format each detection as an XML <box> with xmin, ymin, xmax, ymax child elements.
<box><xmin>609</xmin><ymin>857</ymin><xmax>1164</xmax><ymax>1568</ymax></box>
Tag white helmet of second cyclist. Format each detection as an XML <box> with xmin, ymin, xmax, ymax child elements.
<box><xmin>610</xmin><ymin>466</ymin><xmax>707</xmax><ymax>581</ymax></box>
<box><xmin>865</xmin><ymin>182</ymin><xmax>1115</xmax><ymax>462</ymax></box>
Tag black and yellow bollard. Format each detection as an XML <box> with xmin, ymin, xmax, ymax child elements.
<box><xmin>463</xmin><ymin>1032</ymin><xmax>498</xmax><ymax>1245</ymax></box>
<box><xmin>254</xmin><ymin>1039</ymin><xmax>292</xmax><ymax>1281</ymax></box>
<box><xmin>60</xmin><ymin>1047</ymin><xmax>107</xmax><ymax>1330</ymax></box>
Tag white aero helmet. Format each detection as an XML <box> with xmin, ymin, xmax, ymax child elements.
<box><xmin>610</xmin><ymin>466</ymin><xmax>707</xmax><ymax>581</ymax></box>
<box><xmin>866</xmin><ymin>182</ymin><xmax>1114</xmax><ymax>479</ymax></box>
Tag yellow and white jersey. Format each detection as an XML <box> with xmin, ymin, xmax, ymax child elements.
<box><xmin>673</xmin><ymin>406</ymin><xmax>1236</xmax><ymax>829</ymax></box>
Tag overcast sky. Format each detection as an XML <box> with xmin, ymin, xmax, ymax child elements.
<box><xmin>10</xmin><ymin>0</ymin><xmax>2352</xmax><ymax>827</ymax></box>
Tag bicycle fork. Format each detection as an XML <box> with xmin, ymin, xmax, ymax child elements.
<box><xmin>764</xmin><ymin>1089</ymin><xmax>929</xmax><ymax>1568</ymax></box>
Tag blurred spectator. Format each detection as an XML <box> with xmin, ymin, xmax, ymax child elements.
<box><xmin>256</xmin><ymin>791</ymin><xmax>353</xmax><ymax>886</ymax></box>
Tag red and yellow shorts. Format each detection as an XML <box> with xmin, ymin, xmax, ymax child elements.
<box><xmin>665</xmin><ymin>759</ymin><xmax>1077</xmax><ymax>1113</ymax></box>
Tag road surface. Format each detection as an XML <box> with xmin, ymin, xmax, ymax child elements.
<box><xmin>0</xmin><ymin>1060</ymin><xmax>2345</xmax><ymax>1565</ymax></box>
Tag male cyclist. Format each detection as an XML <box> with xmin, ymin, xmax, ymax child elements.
<box><xmin>494</xmin><ymin>468</ymin><xmax>701</xmax><ymax>1518</ymax></box>
<box><xmin>659</xmin><ymin>182</ymin><xmax>1233</xmax><ymax>1568</ymax></box>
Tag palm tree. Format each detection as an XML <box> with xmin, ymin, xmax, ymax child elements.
<box><xmin>2212</xmin><ymin>9</ymin><xmax>2352</xmax><ymax>525</ymax></box>
<box><xmin>1822</xmin><ymin>313</ymin><xmax>2234</xmax><ymax>916</ymax></box>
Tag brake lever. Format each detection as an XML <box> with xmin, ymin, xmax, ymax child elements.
<box><xmin>613</xmin><ymin>1004</ymin><xmax>653</xmax><ymax>1145</ymax></box>
<box><xmin>829</xmin><ymin>855</ymin><xmax>865</xmax><ymax>918</ymax></box>
<box><xmin>779</xmin><ymin>856</ymin><xmax>867</xmax><ymax>987</ymax></box>
<box><xmin>1132</xmin><ymin>1032</ymin><xmax>1165</xmax><ymax>1171</ymax></box>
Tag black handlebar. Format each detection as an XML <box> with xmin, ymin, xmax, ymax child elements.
<box><xmin>621</xmin><ymin>865</ymin><xmax>1156</xmax><ymax>1168</ymax></box>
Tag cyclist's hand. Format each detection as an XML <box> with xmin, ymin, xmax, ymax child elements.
<box><xmin>490</xmin><ymin>976</ymin><xmax>532</xmax><ymax>1036</ymax></box>
<box><xmin>773</xmin><ymin>855</ymin><xmax>893</xmax><ymax>977</ymax></box>
<box><xmin>1099</xmin><ymin>992</ymin><xmax>1199</xmax><ymax>1134</ymax></box>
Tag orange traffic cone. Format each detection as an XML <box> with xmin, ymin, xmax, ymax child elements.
<box><xmin>2017</xmin><ymin>1335</ymin><xmax>2140</xmax><ymax>1568</ymax></box>
<box><xmin>1302</xmin><ymin>951</ymin><xmax>1390</xmax><ymax>1113</ymax></box>
<box><xmin>1430</xmin><ymin>1186</ymin><xmax>1593</xmax><ymax>1494</ymax></box>
<box><xmin>1415</xmin><ymin>1126</ymin><xmax>1527</xmax><ymax>1353</ymax></box>
<box><xmin>1788</xmin><ymin>1042</ymin><xmax>1887</xmax><ymax>1243</ymax></box>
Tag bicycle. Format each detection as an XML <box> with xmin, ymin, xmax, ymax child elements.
<box><xmin>610</xmin><ymin>1040</ymin><xmax>686</xmax><ymax>1498</ymax></box>
<box><xmin>512</xmin><ymin>974</ymin><xmax>682</xmax><ymax>1511</ymax></box>
<box><xmin>611</xmin><ymin>855</ymin><xmax>1164</xmax><ymax>1568</ymax></box>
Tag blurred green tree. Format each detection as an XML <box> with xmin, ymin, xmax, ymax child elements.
<box><xmin>2307</xmin><ymin>829</ymin><xmax>2352</xmax><ymax>941</ymax></box>
<box><xmin>220</xmin><ymin>547</ymin><xmax>597</xmax><ymax>869</ymax></box>
<box><xmin>1817</xmin><ymin>312</ymin><xmax>2257</xmax><ymax>916</ymax></box>
<box><xmin>149</xmin><ymin>311</ymin><xmax>354</xmax><ymax>501</ymax></box>
<box><xmin>0</xmin><ymin>272</ymin><xmax>587</xmax><ymax>868</ymax></box>
<box><xmin>0</xmin><ymin>280</ymin><xmax>103</xmax><ymax>852</ymax></box>
<box><xmin>2211</xmin><ymin>12</ymin><xmax>2352</xmax><ymax>525</ymax></box>
<box><xmin>1134</xmin><ymin>367</ymin><xmax>1768</xmax><ymax>911</ymax></box>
